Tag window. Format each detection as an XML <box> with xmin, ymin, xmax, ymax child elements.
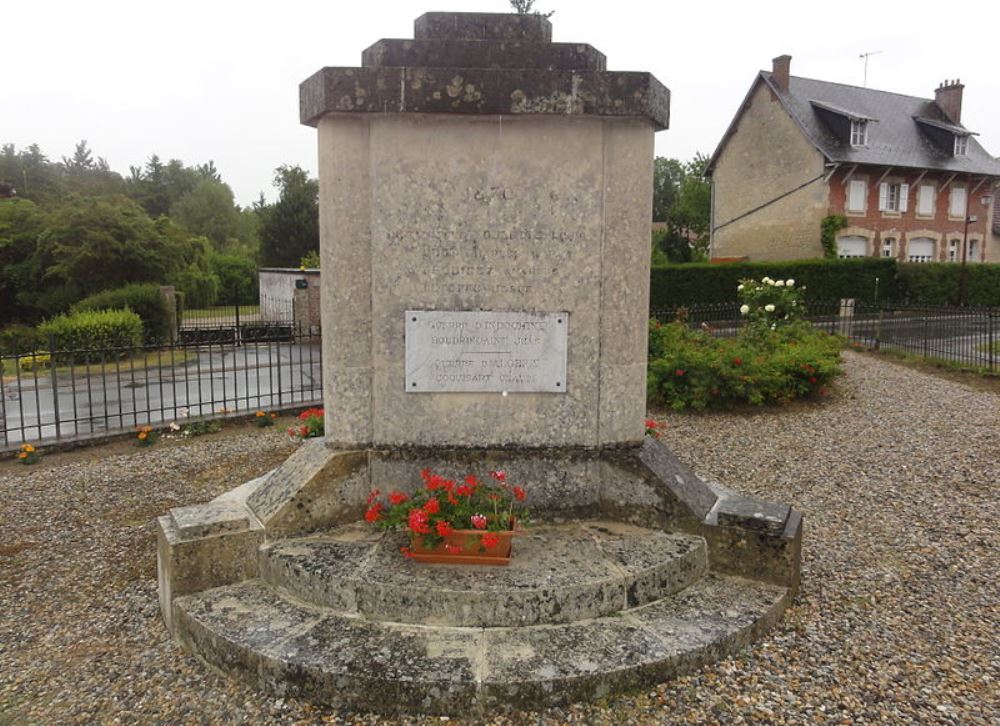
<box><xmin>851</xmin><ymin>120</ymin><xmax>868</xmax><ymax>146</ymax></box>
<box><xmin>969</xmin><ymin>240</ymin><xmax>980</xmax><ymax>262</ymax></box>
<box><xmin>908</xmin><ymin>237</ymin><xmax>935</xmax><ymax>263</ymax></box>
<box><xmin>950</xmin><ymin>186</ymin><xmax>967</xmax><ymax>218</ymax></box>
<box><xmin>847</xmin><ymin>179</ymin><xmax>867</xmax><ymax>213</ymax></box>
<box><xmin>916</xmin><ymin>184</ymin><xmax>935</xmax><ymax>217</ymax></box>
<box><xmin>954</xmin><ymin>135</ymin><xmax>968</xmax><ymax>156</ymax></box>
<box><xmin>879</xmin><ymin>182</ymin><xmax>909</xmax><ymax>213</ymax></box>
<box><xmin>948</xmin><ymin>239</ymin><xmax>960</xmax><ymax>262</ymax></box>
<box><xmin>837</xmin><ymin>236</ymin><xmax>868</xmax><ymax>258</ymax></box>
<box><xmin>882</xmin><ymin>238</ymin><xmax>895</xmax><ymax>258</ymax></box>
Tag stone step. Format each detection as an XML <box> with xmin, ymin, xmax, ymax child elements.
<box><xmin>258</xmin><ymin>520</ymin><xmax>708</xmax><ymax>627</ymax></box>
<box><xmin>172</xmin><ymin>572</ymin><xmax>788</xmax><ymax>715</ymax></box>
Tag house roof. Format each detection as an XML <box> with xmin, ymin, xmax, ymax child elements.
<box><xmin>708</xmin><ymin>71</ymin><xmax>1000</xmax><ymax>177</ymax></box>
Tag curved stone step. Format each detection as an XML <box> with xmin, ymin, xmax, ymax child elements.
<box><xmin>172</xmin><ymin>572</ymin><xmax>789</xmax><ymax>715</ymax></box>
<box><xmin>258</xmin><ymin>520</ymin><xmax>708</xmax><ymax>627</ymax></box>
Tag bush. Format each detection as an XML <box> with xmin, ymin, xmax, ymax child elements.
<box><xmin>0</xmin><ymin>324</ymin><xmax>42</xmax><ymax>355</ymax></box>
<box><xmin>737</xmin><ymin>276</ymin><xmax>806</xmax><ymax>332</ymax></box>
<box><xmin>173</xmin><ymin>263</ymin><xmax>220</xmax><ymax>309</ymax></box>
<box><xmin>647</xmin><ymin>320</ymin><xmax>842</xmax><ymax>410</ymax></box>
<box><xmin>73</xmin><ymin>283</ymin><xmax>173</xmax><ymax>343</ymax></box>
<box><xmin>210</xmin><ymin>253</ymin><xmax>259</xmax><ymax>305</ymax></box>
<box><xmin>38</xmin><ymin>308</ymin><xmax>143</xmax><ymax>355</ymax></box>
<box><xmin>897</xmin><ymin>262</ymin><xmax>1000</xmax><ymax>307</ymax></box>
<box><xmin>650</xmin><ymin>258</ymin><xmax>899</xmax><ymax>309</ymax></box>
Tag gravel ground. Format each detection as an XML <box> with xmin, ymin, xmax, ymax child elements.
<box><xmin>2</xmin><ymin>351</ymin><xmax>998</xmax><ymax>725</ymax></box>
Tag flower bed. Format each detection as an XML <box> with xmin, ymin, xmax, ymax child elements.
<box><xmin>648</xmin><ymin>278</ymin><xmax>843</xmax><ymax>410</ymax></box>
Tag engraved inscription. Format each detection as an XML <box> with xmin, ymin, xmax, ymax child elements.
<box><xmin>405</xmin><ymin>310</ymin><xmax>568</xmax><ymax>393</ymax></box>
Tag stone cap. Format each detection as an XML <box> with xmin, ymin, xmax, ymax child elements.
<box><xmin>361</xmin><ymin>39</ymin><xmax>607</xmax><ymax>72</ymax></box>
<box><xmin>414</xmin><ymin>12</ymin><xmax>552</xmax><ymax>42</ymax></box>
<box><xmin>300</xmin><ymin>12</ymin><xmax>669</xmax><ymax>131</ymax></box>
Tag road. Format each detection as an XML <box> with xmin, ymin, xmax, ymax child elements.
<box><xmin>1</xmin><ymin>341</ymin><xmax>322</xmax><ymax>449</ymax></box>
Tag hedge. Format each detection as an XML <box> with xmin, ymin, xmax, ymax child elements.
<box><xmin>650</xmin><ymin>258</ymin><xmax>900</xmax><ymax>309</ymax></box>
<box><xmin>896</xmin><ymin>262</ymin><xmax>1000</xmax><ymax>307</ymax></box>
<box><xmin>0</xmin><ymin>324</ymin><xmax>42</xmax><ymax>356</ymax></box>
<box><xmin>38</xmin><ymin>309</ymin><xmax>143</xmax><ymax>355</ymax></box>
<box><xmin>650</xmin><ymin>258</ymin><xmax>1000</xmax><ymax>309</ymax></box>
<box><xmin>73</xmin><ymin>283</ymin><xmax>173</xmax><ymax>342</ymax></box>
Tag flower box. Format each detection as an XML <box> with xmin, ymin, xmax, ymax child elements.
<box><xmin>409</xmin><ymin>521</ymin><xmax>519</xmax><ymax>566</ymax></box>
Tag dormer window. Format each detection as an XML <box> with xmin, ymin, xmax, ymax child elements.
<box><xmin>850</xmin><ymin>120</ymin><xmax>868</xmax><ymax>146</ymax></box>
<box><xmin>954</xmin><ymin>135</ymin><xmax>968</xmax><ymax>156</ymax></box>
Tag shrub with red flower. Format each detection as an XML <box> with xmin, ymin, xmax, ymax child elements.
<box><xmin>288</xmin><ymin>407</ymin><xmax>324</xmax><ymax>442</ymax></box>
<box><xmin>644</xmin><ymin>418</ymin><xmax>663</xmax><ymax>439</ymax></box>
<box><xmin>365</xmin><ymin>468</ymin><xmax>530</xmax><ymax>554</ymax></box>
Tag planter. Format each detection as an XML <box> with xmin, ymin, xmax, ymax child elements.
<box><xmin>410</xmin><ymin>524</ymin><xmax>518</xmax><ymax>566</ymax></box>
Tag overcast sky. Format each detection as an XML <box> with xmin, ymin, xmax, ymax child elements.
<box><xmin>4</xmin><ymin>0</ymin><xmax>998</xmax><ymax>206</ymax></box>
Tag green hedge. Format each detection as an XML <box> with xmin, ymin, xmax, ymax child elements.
<box><xmin>73</xmin><ymin>283</ymin><xmax>173</xmax><ymax>342</ymax></box>
<box><xmin>0</xmin><ymin>324</ymin><xmax>42</xmax><ymax>356</ymax></box>
<box><xmin>38</xmin><ymin>309</ymin><xmax>143</xmax><ymax>354</ymax></box>
<box><xmin>650</xmin><ymin>258</ymin><xmax>900</xmax><ymax>309</ymax></box>
<box><xmin>896</xmin><ymin>263</ymin><xmax>1000</xmax><ymax>307</ymax></box>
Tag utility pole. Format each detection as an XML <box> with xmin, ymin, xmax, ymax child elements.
<box><xmin>859</xmin><ymin>51</ymin><xmax>882</xmax><ymax>87</ymax></box>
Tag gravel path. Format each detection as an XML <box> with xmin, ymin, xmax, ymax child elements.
<box><xmin>2</xmin><ymin>352</ymin><xmax>998</xmax><ymax>725</ymax></box>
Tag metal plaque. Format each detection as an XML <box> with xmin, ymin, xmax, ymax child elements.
<box><xmin>405</xmin><ymin>310</ymin><xmax>568</xmax><ymax>393</ymax></box>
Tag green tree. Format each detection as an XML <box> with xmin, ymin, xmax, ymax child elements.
<box><xmin>171</xmin><ymin>179</ymin><xmax>246</xmax><ymax>250</ymax></box>
<box><xmin>0</xmin><ymin>198</ymin><xmax>46</xmax><ymax>323</ymax></box>
<box><xmin>509</xmin><ymin>0</ymin><xmax>554</xmax><ymax>16</ymax></box>
<box><xmin>258</xmin><ymin>165</ymin><xmax>319</xmax><ymax>267</ymax></box>
<box><xmin>651</xmin><ymin>153</ymin><xmax>711</xmax><ymax>263</ymax></box>
<box><xmin>652</xmin><ymin>157</ymin><xmax>684</xmax><ymax>224</ymax></box>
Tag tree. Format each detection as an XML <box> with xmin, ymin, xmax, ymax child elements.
<box><xmin>257</xmin><ymin>165</ymin><xmax>319</xmax><ymax>267</ymax></box>
<box><xmin>171</xmin><ymin>179</ymin><xmax>246</xmax><ymax>251</ymax></box>
<box><xmin>0</xmin><ymin>198</ymin><xmax>46</xmax><ymax>323</ymax></box>
<box><xmin>509</xmin><ymin>0</ymin><xmax>554</xmax><ymax>16</ymax></box>
<box><xmin>651</xmin><ymin>153</ymin><xmax>712</xmax><ymax>263</ymax></box>
<box><xmin>62</xmin><ymin>140</ymin><xmax>94</xmax><ymax>171</ymax></box>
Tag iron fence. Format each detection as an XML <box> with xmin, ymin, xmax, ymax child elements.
<box><xmin>178</xmin><ymin>294</ymin><xmax>294</xmax><ymax>345</ymax></box>
<box><xmin>652</xmin><ymin>301</ymin><xmax>999</xmax><ymax>371</ymax></box>
<box><xmin>1</xmin><ymin>327</ymin><xmax>322</xmax><ymax>451</ymax></box>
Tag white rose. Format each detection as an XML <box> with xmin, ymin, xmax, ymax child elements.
<box><xmin>786</xmin><ymin>279</ymin><xmax>795</xmax><ymax>287</ymax></box>
<box><xmin>761</xmin><ymin>277</ymin><xmax>771</xmax><ymax>284</ymax></box>
<box><xmin>765</xmin><ymin>304</ymin><xmax>776</xmax><ymax>312</ymax></box>
<box><xmin>737</xmin><ymin>284</ymin><xmax>744</xmax><ymax>291</ymax></box>
<box><xmin>775</xmin><ymin>280</ymin><xmax>785</xmax><ymax>287</ymax></box>
<box><xmin>740</xmin><ymin>304</ymin><xmax>750</xmax><ymax>315</ymax></box>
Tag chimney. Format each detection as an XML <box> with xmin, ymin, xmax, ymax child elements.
<box><xmin>935</xmin><ymin>79</ymin><xmax>964</xmax><ymax>123</ymax></box>
<box><xmin>772</xmin><ymin>55</ymin><xmax>791</xmax><ymax>92</ymax></box>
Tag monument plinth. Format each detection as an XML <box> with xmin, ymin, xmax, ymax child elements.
<box><xmin>156</xmin><ymin>12</ymin><xmax>802</xmax><ymax>715</ymax></box>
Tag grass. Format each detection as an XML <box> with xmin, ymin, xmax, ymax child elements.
<box><xmin>976</xmin><ymin>340</ymin><xmax>1000</xmax><ymax>355</ymax></box>
<box><xmin>1</xmin><ymin>348</ymin><xmax>198</xmax><ymax>380</ymax></box>
<box><xmin>183</xmin><ymin>304</ymin><xmax>259</xmax><ymax>319</ymax></box>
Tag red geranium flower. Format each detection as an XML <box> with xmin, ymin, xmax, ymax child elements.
<box><xmin>423</xmin><ymin>497</ymin><xmax>441</xmax><ymax>515</ymax></box>
<box><xmin>366</xmin><ymin>489</ymin><xmax>381</xmax><ymax>505</ymax></box>
<box><xmin>481</xmin><ymin>532</ymin><xmax>500</xmax><ymax>549</ymax></box>
<box><xmin>471</xmin><ymin>514</ymin><xmax>487</xmax><ymax>530</ymax></box>
<box><xmin>399</xmin><ymin>546</ymin><xmax>414</xmax><ymax>558</ymax></box>
<box><xmin>731</xmin><ymin>357</ymin><xmax>743</xmax><ymax>366</ymax></box>
<box><xmin>675</xmin><ymin>369</ymin><xmax>685</xmax><ymax>377</ymax></box>
<box><xmin>489</xmin><ymin>470</ymin><xmax>506</xmax><ymax>483</ymax></box>
<box><xmin>408</xmin><ymin>508</ymin><xmax>431</xmax><ymax>534</ymax></box>
<box><xmin>465</xmin><ymin>474</ymin><xmax>479</xmax><ymax>487</ymax></box>
<box><xmin>388</xmin><ymin>491</ymin><xmax>408</xmax><ymax>505</ymax></box>
<box><xmin>364</xmin><ymin>503</ymin><xmax>382</xmax><ymax>523</ymax></box>
<box><xmin>644</xmin><ymin>418</ymin><xmax>658</xmax><ymax>430</ymax></box>
<box><xmin>809</xmin><ymin>376</ymin><xmax>818</xmax><ymax>384</ymax></box>
<box><xmin>513</xmin><ymin>486</ymin><xmax>527</xmax><ymax>501</ymax></box>
<box><xmin>435</xmin><ymin>520</ymin><xmax>453</xmax><ymax>537</ymax></box>
<box><xmin>456</xmin><ymin>484</ymin><xmax>473</xmax><ymax>498</ymax></box>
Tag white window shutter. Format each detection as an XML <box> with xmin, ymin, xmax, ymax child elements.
<box><xmin>878</xmin><ymin>182</ymin><xmax>888</xmax><ymax>211</ymax></box>
<box><xmin>899</xmin><ymin>184</ymin><xmax>909</xmax><ymax>213</ymax></box>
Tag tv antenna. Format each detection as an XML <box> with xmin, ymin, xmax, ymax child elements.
<box><xmin>859</xmin><ymin>50</ymin><xmax>882</xmax><ymax>87</ymax></box>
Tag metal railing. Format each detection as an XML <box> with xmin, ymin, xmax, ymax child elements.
<box><xmin>1</xmin><ymin>327</ymin><xmax>322</xmax><ymax>451</ymax></box>
<box><xmin>652</xmin><ymin>301</ymin><xmax>999</xmax><ymax>371</ymax></box>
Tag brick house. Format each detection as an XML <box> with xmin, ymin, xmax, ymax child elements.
<box><xmin>706</xmin><ymin>55</ymin><xmax>1000</xmax><ymax>263</ymax></box>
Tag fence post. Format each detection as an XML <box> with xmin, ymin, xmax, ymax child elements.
<box><xmin>48</xmin><ymin>333</ymin><xmax>61</xmax><ymax>440</ymax></box>
<box><xmin>234</xmin><ymin>289</ymin><xmax>242</xmax><ymax>347</ymax></box>
<box><xmin>990</xmin><ymin>310</ymin><xmax>996</xmax><ymax>373</ymax></box>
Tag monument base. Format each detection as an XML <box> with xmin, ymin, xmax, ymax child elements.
<box><xmin>157</xmin><ymin>437</ymin><xmax>801</xmax><ymax>714</ymax></box>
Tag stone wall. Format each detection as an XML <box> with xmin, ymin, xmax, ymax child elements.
<box><xmin>710</xmin><ymin>82</ymin><xmax>828</xmax><ymax>261</ymax></box>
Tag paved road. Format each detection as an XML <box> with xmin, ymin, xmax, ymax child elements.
<box><xmin>1</xmin><ymin>342</ymin><xmax>322</xmax><ymax>448</ymax></box>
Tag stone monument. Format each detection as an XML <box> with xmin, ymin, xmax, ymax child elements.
<box><xmin>157</xmin><ymin>12</ymin><xmax>802</xmax><ymax>715</ymax></box>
